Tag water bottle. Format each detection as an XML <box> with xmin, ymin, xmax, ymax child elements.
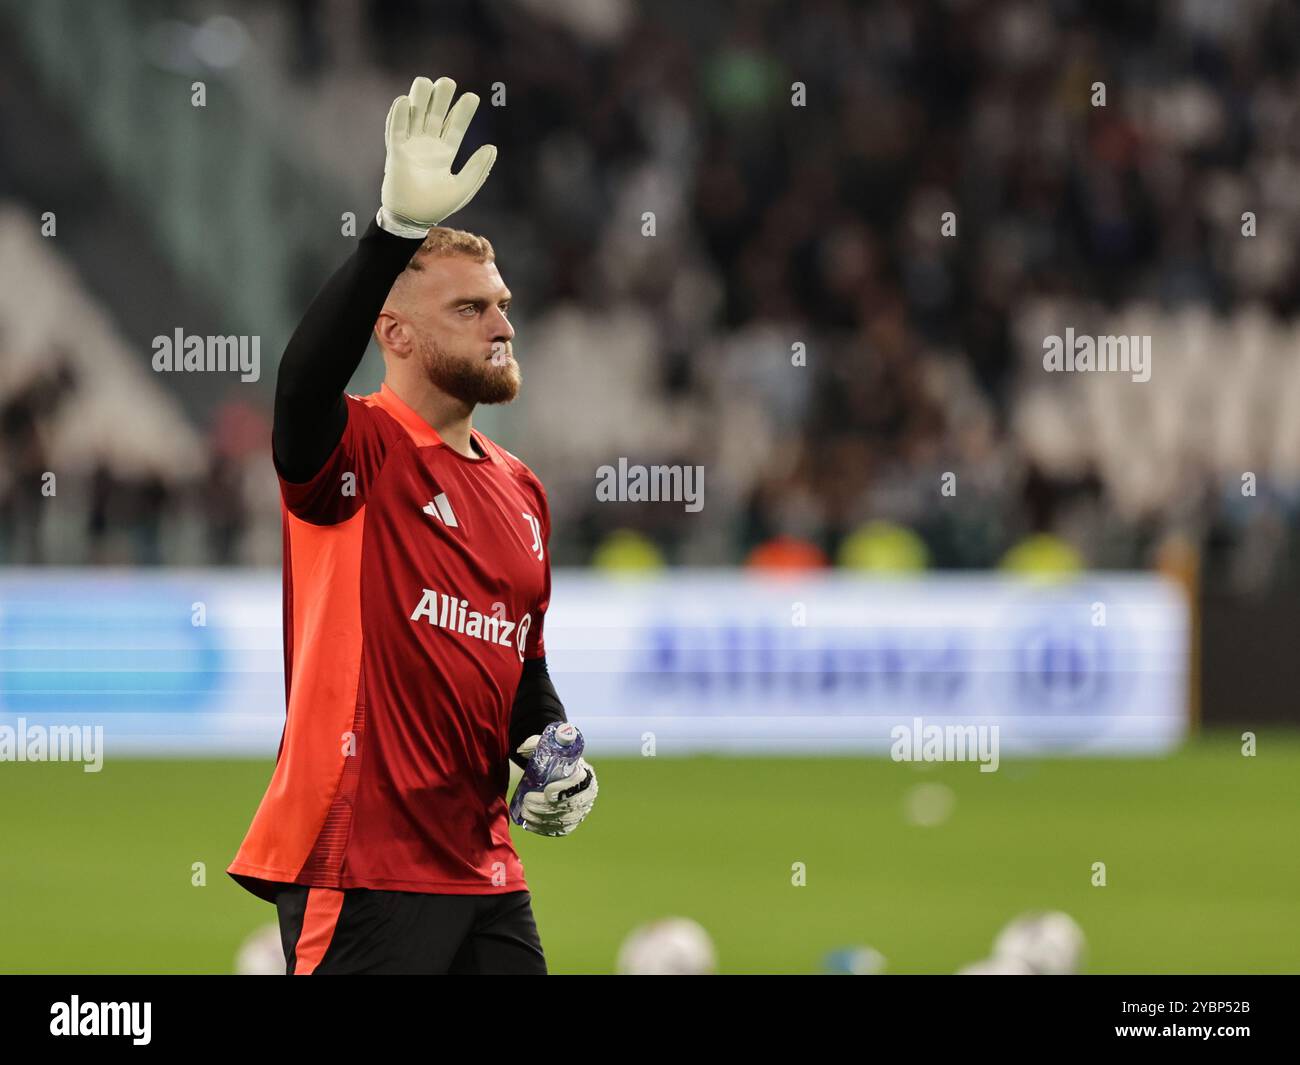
<box><xmin>510</xmin><ymin>722</ymin><xmax>585</xmax><ymax>826</ymax></box>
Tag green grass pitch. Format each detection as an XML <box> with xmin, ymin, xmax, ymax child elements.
<box><xmin>1</xmin><ymin>731</ymin><xmax>1296</xmax><ymax>974</ymax></box>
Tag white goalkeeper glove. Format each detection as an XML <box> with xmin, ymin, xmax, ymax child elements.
<box><xmin>514</xmin><ymin>734</ymin><xmax>599</xmax><ymax>837</ymax></box>
<box><xmin>378</xmin><ymin>75</ymin><xmax>498</xmax><ymax>238</ymax></box>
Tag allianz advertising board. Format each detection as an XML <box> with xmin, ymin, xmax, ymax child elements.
<box><xmin>0</xmin><ymin>571</ymin><xmax>1188</xmax><ymax>756</ymax></box>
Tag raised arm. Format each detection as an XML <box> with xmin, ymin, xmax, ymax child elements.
<box><xmin>273</xmin><ymin>75</ymin><xmax>497</xmax><ymax>484</ymax></box>
<box><xmin>273</xmin><ymin>223</ymin><xmax>424</xmax><ymax>482</ymax></box>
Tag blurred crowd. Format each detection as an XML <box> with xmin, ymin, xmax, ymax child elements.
<box><xmin>4</xmin><ymin>0</ymin><xmax>1300</xmax><ymax>591</ymax></box>
<box><xmin>0</xmin><ymin>356</ymin><xmax>272</xmax><ymax>567</ymax></box>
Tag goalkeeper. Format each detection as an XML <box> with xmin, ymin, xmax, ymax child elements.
<box><xmin>227</xmin><ymin>76</ymin><xmax>596</xmax><ymax>975</ymax></box>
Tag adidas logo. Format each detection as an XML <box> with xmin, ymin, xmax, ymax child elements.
<box><xmin>423</xmin><ymin>492</ymin><xmax>458</xmax><ymax>528</ymax></box>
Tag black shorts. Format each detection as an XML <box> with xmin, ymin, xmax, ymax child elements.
<box><xmin>274</xmin><ymin>884</ymin><xmax>547</xmax><ymax>975</ymax></box>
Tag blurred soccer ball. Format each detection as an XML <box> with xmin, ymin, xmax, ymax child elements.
<box><xmin>616</xmin><ymin>917</ymin><xmax>717</xmax><ymax>975</ymax></box>
<box><xmin>822</xmin><ymin>945</ymin><xmax>887</xmax><ymax>975</ymax></box>
<box><xmin>991</xmin><ymin>911</ymin><xmax>1086</xmax><ymax>975</ymax></box>
<box><xmin>902</xmin><ymin>782</ymin><xmax>956</xmax><ymax>827</ymax></box>
<box><xmin>234</xmin><ymin>922</ymin><xmax>285</xmax><ymax>975</ymax></box>
<box><xmin>956</xmin><ymin>955</ymin><xmax>1036</xmax><ymax>975</ymax></box>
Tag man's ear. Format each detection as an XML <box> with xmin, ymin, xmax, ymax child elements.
<box><xmin>374</xmin><ymin>307</ymin><xmax>411</xmax><ymax>357</ymax></box>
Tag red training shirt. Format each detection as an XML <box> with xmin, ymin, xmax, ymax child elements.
<box><xmin>228</xmin><ymin>382</ymin><xmax>551</xmax><ymax>901</ymax></box>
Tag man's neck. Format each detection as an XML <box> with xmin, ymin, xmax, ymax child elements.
<box><xmin>385</xmin><ymin>377</ymin><xmax>478</xmax><ymax>458</ymax></box>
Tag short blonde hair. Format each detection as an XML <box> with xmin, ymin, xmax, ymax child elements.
<box><xmin>404</xmin><ymin>226</ymin><xmax>495</xmax><ymax>271</ymax></box>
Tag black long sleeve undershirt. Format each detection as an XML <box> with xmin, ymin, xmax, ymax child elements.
<box><xmin>273</xmin><ymin>217</ymin><xmax>426</xmax><ymax>484</ymax></box>
<box><xmin>274</xmin><ymin>217</ymin><xmax>568</xmax><ymax>752</ymax></box>
<box><xmin>509</xmin><ymin>657</ymin><xmax>569</xmax><ymax>770</ymax></box>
